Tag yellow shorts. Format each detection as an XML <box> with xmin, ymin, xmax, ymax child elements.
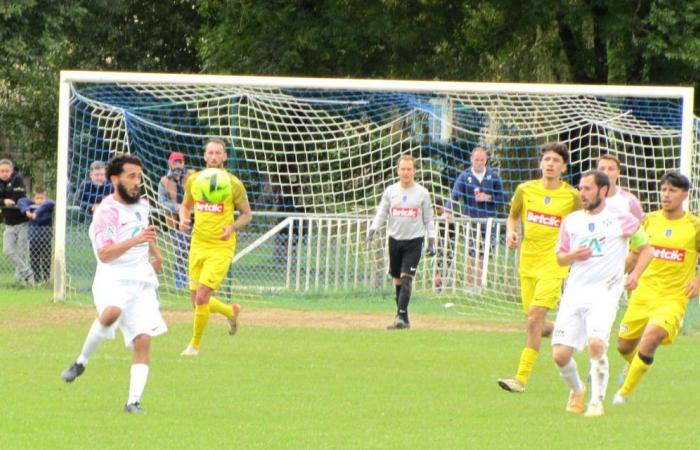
<box><xmin>520</xmin><ymin>277</ymin><xmax>564</xmax><ymax>313</ymax></box>
<box><xmin>618</xmin><ymin>293</ymin><xmax>689</xmax><ymax>345</ymax></box>
<box><xmin>188</xmin><ymin>243</ymin><xmax>235</xmax><ymax>291</ymax></box>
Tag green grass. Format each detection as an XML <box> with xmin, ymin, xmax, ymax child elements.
<box><xmin>2</xmin><ymin>288</ymin><xmax>700</xmax><ymax>449</ymax></box>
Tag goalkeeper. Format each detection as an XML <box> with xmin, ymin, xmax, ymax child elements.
<box><xmin>179</xmin><ymin>138</ymin><xmax>252</xmax><ymax>356</ymax></box>
<box><xmin>367</xmin><ymin>155</ymin><xmax>436</xmax><ymax>329</ymax></box>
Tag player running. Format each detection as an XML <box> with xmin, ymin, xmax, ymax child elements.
<box><xmin>614</xmin><ymin>172</ymin><xmax>700</xmax><ymax>404</ymax></box>
<box><xmin>552</xmin><ymin>170</ymin><xmax>651</xmax><ymax>416</ymax></box>
<box><xmin>498</xmin><ymin>143</ymin><xmax>581</xmax><ymax>393</ymax></box>
<box><xmin>179</xmin><ymin>138</ymin><xmax>252</xmax><ymax>356</ymax></box>
<box><xmin>60</xmin><ymin>154</ymin><xmax>167</xmax><ymax>414</ymax></box>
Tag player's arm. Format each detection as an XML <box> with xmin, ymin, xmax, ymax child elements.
<box><xmin>97</xmin><ymin>225</ymin><xmax>156</xmax><ymax>263</ymax></box>
<box><xmin>232</xmin><ymin>199</ymin><xmax>252</xmax><ymax>231</ymax></box>
<box><xmin>505</xmin><ymin>186</ymin><xmax>522</xmax><ymax>249</ymax></box>
<box><xmin>555</xmin><ymin>219</ymin><xmax>592</xmax><ymax>266</ymax></box>
<box><xmin>624</xmin><ymin>243</ymin><xmax>652</xmax><ymax>291</ymax></box>
<box><xmin>148</xmin><ymin>240</ymin><xmax>163</xmax><ymax>273</ymax></box>
<box><xmin>178</xmin><ymin>175</ymin><xmax>195</xmax><ymax>232</ymax></box>
<box><xmin>367</xmin><ymin>189</ymin><xmax>390</xmax><ymax>243</ymax></box>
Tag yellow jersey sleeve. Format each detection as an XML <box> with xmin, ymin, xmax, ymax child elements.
<box><xmin>509</xmin><ymin>184</ymin><xmax>524</xmax><ymax>218</ymax></box>
<box><xmin>517</xmin><ymin>180</ymin><xmax>580</xmax><ymax>278</ymax></box>
<box><xmin>184</xmin><ymin>171</ymin><xmax>198</xmax><ymax>205</ymax></box>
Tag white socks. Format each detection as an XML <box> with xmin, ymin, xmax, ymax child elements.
<box><xmin>557</xmin><ymin>358</ymin><xmax>584</xmax><ymax>392</ymax></box>
<box><xmin>128</xmin><ymin>364</ymin><xmax>149</xmax><ymax>405</ymax></box>
<box><xmin>589</xmin><ymin>354</ymin><xmax>609</xmax><ymax>404</ymax></box>
<box><xmin>77</xmin><ymin>319</ymin><xmax>112</xmax><ymax>366</ymax></box>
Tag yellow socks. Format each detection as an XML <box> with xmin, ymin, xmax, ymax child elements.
<box><xmin>621</xmin><ymin>350</ymin><xmax>637</xmax><ymax>364</ymax></box>
<box><xmin>515</xmin><ymin>347</ymin><xmax>539</xmax><ymax>386</ymax></box>
<box><xmin>620</xmin><ymin>353</ymin><xmax>652</xmax><ymax>396</ymax></box>
<box><xmin>190</xmin><ymin>303</ymin><xmax>210</xmax><ymax>349</ymax></box>
<box><xmin>208</xmin><ymin>296</ymin><xmax>234</xmax><ymax>318</ymax></box>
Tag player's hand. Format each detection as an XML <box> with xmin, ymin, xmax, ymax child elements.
<box><xmin>570</xmin><ymin>245</ymin><xmax>593</xmax><ymax>261</ymax></box>
<box><xmin>220</xmin><ymin>224</ymin><xmax>235</xmax><ymax>240</ymax></box>
<box><xmin>506</xmin><ymin>231</ymin><xmax>519</xmax><ymax>249</ymax></box>
<box><xmin>365</xmin><ymin>229</ymin><xmax>376</xmax><ymax>249</ymax></box>
<box><xmin>685</xmin><ymin>276</ymin><xmax>700</xmax><ymax>298</ymax></box>
<box><xmin>4</xmin><ymin>198</ymin><xmax>15</xmax><ymax>207</ymax></box>
<box><xmin>179</xmin><ymin>217</ymin><xmax>191</xmax><ymax>232</ymax></box>
<box><xmin>135</xmin><ymin>225</ymin><xmax>156</xmax><ymax>244</ymax></box>
<box><xmin>624</xmin><ymin>272</ymin><xmax>640</xmax><ymax>291</ymax></box>
<box><xmin>440</xmin><ymin>211</ymin><xmax>453</xmax><ymax>220</ymax></box>
<box><xmin>426</xmin><ymin>239</ymin><xmax>436</xmax><ymax>257</ymax></box>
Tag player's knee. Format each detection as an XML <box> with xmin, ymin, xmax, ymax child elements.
<box><xmin>552</xmin><ymin>346</ymin><xmax>570</xmax><ymax>367</ymax></box>
<box><xmin>399</xmin><ymin>274</ymin><xmax>413</xmax><ymax>291</ymax></box>
<box><xmin>99</xmin><ymin>306</ymin><xmax>122</xmax><ymax>327</ymax></box>
<box><xmin>587</xmin><ymin>338</ymin><xmax>606</xmax><ymax>358</ymax></box>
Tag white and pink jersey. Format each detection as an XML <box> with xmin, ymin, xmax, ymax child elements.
<box><xmin>556</xmin><ymin>205</ymin><xmax>639</xmax><ymax>295</ymax></box>
<box><xmin>607</xmin><ymin>188</ymin><xmax>643</xmax><ymax>221</ymax></box>
<box><xmin>89</xmin><ymin>195</ymin><xmax>158</xmax><ymax>286</ymax></box>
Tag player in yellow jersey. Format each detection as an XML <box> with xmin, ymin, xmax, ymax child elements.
<box><xmin>613</xmin><ymin>172</ymin><xmax>700</xmax><ymax>404</ymax></box>
<box><xmin>179</xmin><ymin>138</ymin><xmax>252</xmax><ymax>356</ymax></box>
<box><xmin>498</xmin><ymin>143</ymin><xmax>581</xmax><ymax>393</ymax></box>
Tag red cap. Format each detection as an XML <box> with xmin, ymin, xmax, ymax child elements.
<box><xmin>168</xmin><ymin>152</ymin><xmax>185</xmax><ymax>162</ymax></box>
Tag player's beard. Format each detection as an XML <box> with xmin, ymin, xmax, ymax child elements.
<box><xmin>116</xmin><ymin>182</ymin><xmax>140</xmax><ymax>204</ymax></box>
<box><xmin>584</xmin><ymin>195</ymin><xmax>602</xmax><ymax>211</ymax></box>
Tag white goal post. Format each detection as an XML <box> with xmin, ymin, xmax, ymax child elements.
<box><xmin>54</xmin><ymin>71</ymin><xmax>696</xmax><ymax>316</ymax></box>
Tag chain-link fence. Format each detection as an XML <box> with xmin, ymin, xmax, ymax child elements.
<box><xmin>0</xmin><ymin>222</ymin><xmax>53</xmax><ymax>287</ymax></box>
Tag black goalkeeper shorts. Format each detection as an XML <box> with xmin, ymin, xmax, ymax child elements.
<box><xmin>388</xmin><ymin>236</ymin><xmax>423</xmax><ymax>279</ymax></box>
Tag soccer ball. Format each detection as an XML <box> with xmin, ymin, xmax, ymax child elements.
<box><xmin>193</xmin><ymin>168</ymin><xmax>232</xmax><ymax>203</ymax></box>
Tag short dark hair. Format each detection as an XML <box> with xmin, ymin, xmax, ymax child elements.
<box><xmin>581</xmin><ymin>169</ymin><xmax>610</xmax><ymax>192</ymax></box>
<box><xmin>660</xmin><ymin>171</ymin><xmax>690</xmax><ymax>192</ymax></box>
<box><xmin>540</xmin><ymin>142</ymin><xmax>569</xmax><ymax>165</ymax></box>
<box><xmin>106</xmin><ymin>154</ymin><xmax>143</xmax><ymax>179</ymax></box>
<box><xmin>34</xmin><ymin>186</ymin><xmax>47</xmax><ymax>195</ymax></box>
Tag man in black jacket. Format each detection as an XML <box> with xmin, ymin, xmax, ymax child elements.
<box><xmin>0</xmin><ymin>158</ymin><xmax>34</xmax><ymax>283</ymax></box>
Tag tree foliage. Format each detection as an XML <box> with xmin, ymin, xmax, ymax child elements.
<box><xmin>3</xmin><ymin>0</ymin><xmax>700</xmax><ymax>171</ymax></box>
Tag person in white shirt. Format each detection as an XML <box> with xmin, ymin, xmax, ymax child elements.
<box><xmin>597</xmin><ymin>154</ymin><xmax>644</xmax><ymax>220</ymax></box>
<box><xmin>552</xmin><ymin>170</ymin><xmax>652</xmax><ymax>417</ymax></box>
<box><xmin>60</xmin><ymin>154</ymin><xmax>167</xmax><ymax>415</ymax></box>
<box><xmin>368</xmin><ymin>155</ymin><xmax>436</xmax><ymax>329</ymax></box>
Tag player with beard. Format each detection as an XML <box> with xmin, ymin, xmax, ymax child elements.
<box><xmin>552</xmin><ymin>170</ymin><xmax>651</xmax><ymax>416</ymax></box>
<box><xmin>60</xmin><ymin>154</ymin><xmax>167</xmax><ymax>414</ymax></box>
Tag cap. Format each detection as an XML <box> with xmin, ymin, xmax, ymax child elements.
<box><xmin>168</xmin><ymin>152</ymin><xmax>185</xmax><ymax>163</ymax></box>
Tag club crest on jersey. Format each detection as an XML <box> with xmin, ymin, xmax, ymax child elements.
<box><xmin>402</xmin><ymin>195</ymin><xmax>407</xmax><ymax>203</ymax></box>
<box><xmin>195</xmin><ymin>200</ymin><xmax>224</xmax><ymax>214</ymax></box>
<box><xmin>544</xmin><ymin>196</ymin><xmax>551</xmax><ymax>205</ymax></box>
<box><xmin>665</xmin><ymin>228</ymin><xmax>672</xmax><ymax>238</ymax></box>
<box><xmin>588</xmin><ymin>223</ymin><xmax>595</xmax><ymax>232</ymax></box>
<box><xmin>135</xmin><ymin>212</ymin><xmax>141</xmax><ymax>222</ymax></box>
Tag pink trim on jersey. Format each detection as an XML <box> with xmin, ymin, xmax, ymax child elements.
<box><xmin>617</xmin><ymin>210</ymin><xmax>640</xmax><ymax>237</ymax></box>
<box><xmin>618</xmin><ymin>189</ymin><xmax>643</xmax><ymax>221</ymax></box>
<box><xmin>92</xmin><ymin>196</ymin><xmax>120</xmax><ymax>250</ymax></box>
<box><xmin>557</xmin><ymin>219</ymin><xmax>572</xmax><ymax>253</ymax></box>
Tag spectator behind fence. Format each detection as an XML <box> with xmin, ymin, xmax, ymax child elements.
<box><xmin>158</xmin><ymin>151</ymin><xmax>191</xmax><ymax>289</ymax></box>
<box><xmin>18</xmin><ymin>187</ymin><xmax>55</xmax><ymax>283</ymax></box>
<box><xmin>0</xmin><ymin>158</ymin><xmax>34</xmax><ymax>283</ymax></box>
<box><xmin>447</xmin><ymin>147</ymin><xmax>506</xmax><ymax>287</ymax></box>
<box><xmin>76</xmin><ymin>161</ymin><xmax>112</xmax><ymax>220</ymax></box>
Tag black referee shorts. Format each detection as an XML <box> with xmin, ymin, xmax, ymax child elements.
<box><xmin>388</xmin><ymin>236</ymin><xmax>423</xmax><ymax>278</ymax></box>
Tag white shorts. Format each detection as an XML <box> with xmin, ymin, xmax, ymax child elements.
<box><xmin>92</xmin><ymin>280</ymin><xmax>168</xmax><ymax>348</ymax></box>
<box><xmin>552</xmin><ymin>287</ymin><xmax>621</xmax><ymax>351</ymax></box>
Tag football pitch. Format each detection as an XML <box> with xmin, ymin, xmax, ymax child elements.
<box><xmin>2</xmin><ymin>289</ymin><xmax>700</xmax><ymax>449</ymax></box>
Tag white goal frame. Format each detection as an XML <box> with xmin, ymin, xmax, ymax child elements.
<box><xmin>54</xmin><ymin>71</ymin><xmax>695</xmax><ymax>302</ymax></box>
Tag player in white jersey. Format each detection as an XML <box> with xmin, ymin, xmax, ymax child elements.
<box><xmin>552</xmin><ymin>170</ymin><xmax>652</xmax><ymax>417</ymax></box>
<box><xmin>61</xmin><ymin>155</ymin><xmax>167</xmax><ymax>414</ymax></box>
<box><xmin>368</xmin><ymin>155</ymin><xmax>436</xmax><ymax>329</ymax></box>
<box><xmin>597</xmin><ymin>154</ymin><xmax>644</xmax><ymax>220</ymax></box>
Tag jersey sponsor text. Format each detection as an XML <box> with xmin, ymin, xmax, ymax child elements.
<box><xmin>526</xmin><ymin>210</ymin><xmax>562</xmax><ymax>228</ymax></box>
